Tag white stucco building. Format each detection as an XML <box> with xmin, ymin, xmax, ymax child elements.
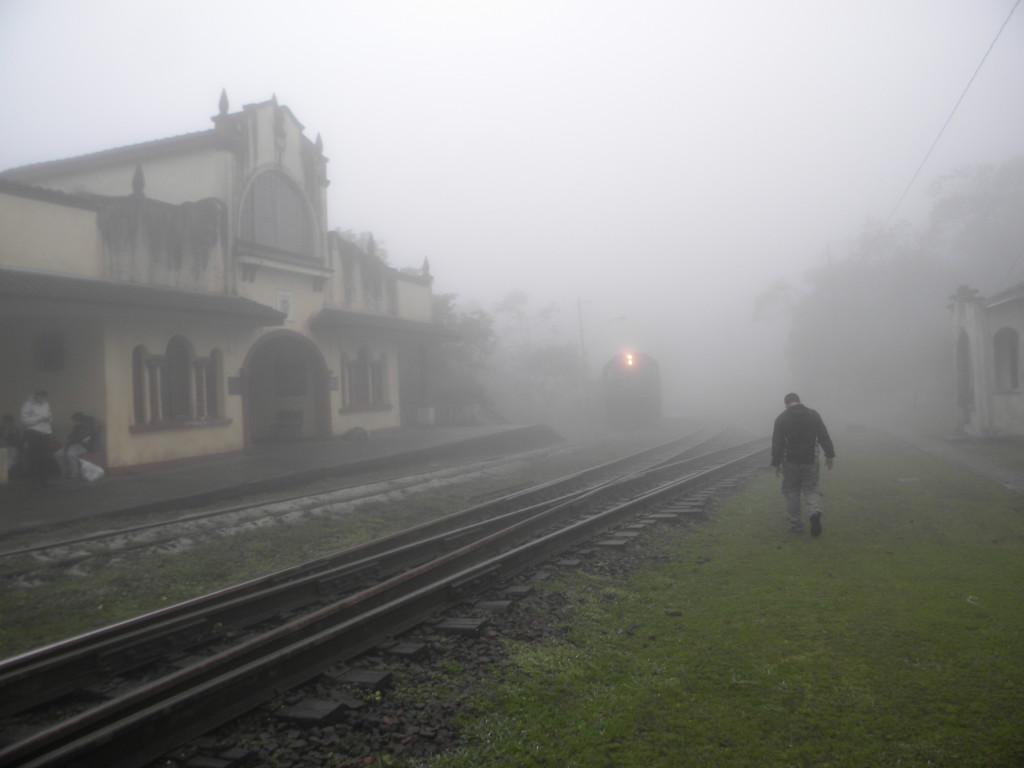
<box><xmin>0</xmin><ymin>93</ymin><xmax>453</xmax><ymax>473</ymax></box>
<box><xmin>951</xmin><ymin>283</ymin><xmax>1024</xmax><ymax>437</ymax></box>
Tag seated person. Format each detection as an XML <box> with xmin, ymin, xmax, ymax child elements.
<box><xmin>55</xmin><ymin>412</ymin><xmax>96</xmax><ymax>480</ymax></box>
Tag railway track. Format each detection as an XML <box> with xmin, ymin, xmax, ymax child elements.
<box><xmin>0</xmin><ymin>451</ymin><xmax>567</xmax><ymax>583</ymax></box>
<box><xmin>0</xmin><ymin>428</ymin><xmax>712</xmax><ymax>581</ymax></box>
<box><xmin>0</xmin><ymin>429</ymin><xmax>767</xmax><ymax>768</ymax></box>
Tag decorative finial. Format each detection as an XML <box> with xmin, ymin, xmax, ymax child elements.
<box><xmin>132</xmin><ymin>165</ymin><xmax>145</xmax><ymax>196</ymax></box>
<box><xmin>218</xmin><ymin>88</ymin><xmax>229</xmax><ymax>115</ymax></box>
<box><xmin>315</xmin><ymin>133</ymin><xmax>323</xmax><ymax>154</ymax></box>
<box><xmin>422</xmin><ymin>258</ymin><xmax>431</xmax><ymax>276</ymax></box>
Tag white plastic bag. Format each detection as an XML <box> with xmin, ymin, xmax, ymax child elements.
<box><xmin>79</xmin><ymin>459</ymin><xmax>105</xmax><ymax>483</ymax></box>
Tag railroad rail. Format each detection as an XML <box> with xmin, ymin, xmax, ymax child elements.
<box><xmin>0</xmin><ymin>427</ymin><xmax>714</xmax><ymax>579</ymax></box>
<box><xmin>0</xmin><ymin>427</ymin><xmax>714</xmax><ymax>714</ymax></box>
<box><xmin>0</xmin><ymin>431</ymin><xmax>767</xmax><ymax>768</ymax></box>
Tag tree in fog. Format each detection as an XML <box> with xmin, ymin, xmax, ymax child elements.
<box><xmin>487</xmin><ymin>291</ymin><xmax>585</xmax><ymax>430</ymax></box>
<box><xmin>413</xmin><ymin>286</ymin><xmax>591</xmax><ymax>430</ymax></box>
<box><xmin>785</xmin><ymin>220</ymin><xmax>951</xmax><ymax>427</ymax></box>
<box><xmin>431</xmin><ymin>293</ymin><xmax>497</xmax><ymax>420</ymax></box>
<box><xmin>923</xmin><ymin>155</ymin><xmax>1024</xmax><ymax>291</ymax></box>
<box><xmin>778</xmin><ymin>155</ymin><xmax>1024</xmax><ymax>431</ymax></box>
<box><xmin>334</xmin><ymin>229</ymin><xmax>390</xmax><ymax>262</ymax></box>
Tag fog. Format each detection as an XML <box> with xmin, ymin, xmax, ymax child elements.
<box><xmin>2</xmin><ymin>0</ymin><xmax>1022</xmax><ymax>433</ymax></box>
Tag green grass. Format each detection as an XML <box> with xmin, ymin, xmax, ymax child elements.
<box><xmin>423</xmin><ymin>432</ymin><xmax>1024</xmax><ymax>768</ymax></box>
<box><xmin>0</xmin><ymin>489</ymin><xmax>482</xmax><ymax>657</ymax></box>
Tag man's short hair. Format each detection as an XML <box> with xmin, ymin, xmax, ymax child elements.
<box><xmin>784</xmin><ymin>392</ymin><xmax>800</xmax><ymax>405</ymax></box>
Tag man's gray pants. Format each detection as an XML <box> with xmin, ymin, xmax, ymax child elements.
<box><xmin>781</xmin><ymin>462</ymin><xmax>822</xmax><ymax>531</ymax></box>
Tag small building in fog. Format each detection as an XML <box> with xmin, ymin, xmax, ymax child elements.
<box><xmin>951</xmin><ymin>283</ymin><xmax>1024</xmax><ymax>437</ymax></box>
<box><xmin>0</xmin><ymin>93</ymin><xmax>453</xmax><ymax>473</ymax></box>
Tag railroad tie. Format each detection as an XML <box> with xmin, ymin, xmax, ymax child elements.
<box><xmin>503</xmin><ymin>585</ymin><xmax>534</xmax><ymax>598</ymax></box>
<box><xmin>385</xmin><ymin>641</ymin><xmax>430</xmax><ymax>661</ymax></box>
<box><xmin>337</xmin><ymin>668</ymin><xmax>395</xmax><ymax>690</ymax></box>
<box><xmin>435</xmin><ymin>616</ymin><xmax>490</xmax><ymax>635</ymax></box>
<box><xmin>274</xmin><ymin>696</ymin><xmax>359</xmax><ymax>725</ymax></box>
<box><xmin>182</xmin><ymin>746</ymin><xmax>255</xmax><ymax>768</ymax></box>
<box><xmin>476</xmin><ymin>600</ymin><xmax>513</xmax><ymax>614</ymax></box>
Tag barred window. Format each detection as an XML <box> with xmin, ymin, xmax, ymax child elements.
<box><xmin>132</xmin><ymin>345</ymin><xmax>148</xmax><ymax>423</ymax></box>
<box><xmin>341</xmin><ymin>347</ymin><xmax>388</xmax><ymax>410</ymax></box>
<box><xmin>131</xmin><ymin>340</ymin><xmax>222</xmax><ymax>426</ymax></box>
<box><xmin>163</xmin><ymin>336</ymin><xmax>193</xmax><ymax>421</ymax></box>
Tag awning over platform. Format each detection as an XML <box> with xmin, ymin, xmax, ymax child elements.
<box><xmin>0</xmin><ymin>266</ymin><xmax>286</xmax><ymax>325</ymax></box>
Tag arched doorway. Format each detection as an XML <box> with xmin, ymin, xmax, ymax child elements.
<box><xmin>241</xmin><ymin>331</ymin><xmax>331</xmax><ymax>444</ymax></box>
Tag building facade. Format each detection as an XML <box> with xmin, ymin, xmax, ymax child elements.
<box><xmin>951</xmin><ymin>283</ymin><xmax>1024</xmax><ymax>437</ymax></box>
<box><xmin>0</xmin><ymin>94</ymin><xmax>452</xmax><ymax>473</ymax></box>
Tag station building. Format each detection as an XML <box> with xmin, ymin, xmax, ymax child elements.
<box><xmin>951</xmin><ymin>283</ymin><xmax>1024</xmax><ymax>437</ymax></box>
<box><xmin>0</xmin><ymin>93</ymin><xmax>454</xmax><ymax>474</ymax></box>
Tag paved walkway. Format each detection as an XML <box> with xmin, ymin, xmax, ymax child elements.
<box><xmin>0</xmin><ymin>424</ymin><xmax>562</xmax><ymax>537</ymax></box>
<box><xmin>896</xmin><ymin>432</ymin><xmax>1024</xmax><ymax>494</ymax></box>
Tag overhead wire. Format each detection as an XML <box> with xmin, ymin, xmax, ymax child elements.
<box><xmin>880</xmin><ymin>0</ymin><xmax>1022</xmax><ymax>233</ymax></box>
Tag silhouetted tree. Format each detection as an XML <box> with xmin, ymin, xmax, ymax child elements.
<box><xmin>488</xmin><ymin>291</ymin><xmax>584</xmax><ymax>429</ymax></box>
<box><xmin>924</xmin><ymin>155</ymin><xmax>1024</xmax><ymax>291</ymax></box>
<box><xmin>785</xmin><ymin>220</ymin><xmax>950</xmax><ymax>426</ymax></box>
<box><xmin>778</xmin><ymin>156</ymin><xmax>1024</xmax><ymax>430</ymax></box>
<box><xmin>431</xmin><ymin>294</ymin><xmax>496</xmax><ymax>417</ymax></box>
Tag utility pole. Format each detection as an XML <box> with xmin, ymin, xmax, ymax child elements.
<box><xmin>578</xmin><ymin>299</ymin><xmax>591</xmax><ymax>437</ymax></box>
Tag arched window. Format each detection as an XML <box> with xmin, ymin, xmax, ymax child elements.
<box><xmin>351</xmin><ymin>347</ymin><xmax>372</xmax><ymax>407</ymax></box>
<box><xmin>130</xmin><ymin>338</ymin><xmax>225</xmax><ymax>429</ymax></box>
<box><xmin>205</xmin><ymin>348</ymin><xmax>222</xmax><ymax>418</ymax></box>
<box><xmin>994</xmin><ymin>327</ymin><xmax>1019</xmax><ymax>391</ymax></box>
<box><xmin>163</xmin><ymin>336</ymin><xmax>193</xmax><ymax>421</ymax></box>
<box><xmin>341</xmin><ymin>347</ymin><xmax>389</xmax><ymax>411</ymax></box>
<box><xmin>192</xmin><ymin>349</ymin><xmax>222</xmax><ymax>419</ymax></box>
<box><xmin>240</xmin><ymin>171</ymin><xmax>314</xmax><ymax>259</ymax></box>
<box><xmin>132</xmin><ymin>345</ymin><xmax>148</xmax><ymax>424</ymax></box>
<box><xmin>371</xmin><ymin>356</ymin><xmax>387</xmax><ymax>405</ymax></box>
<box><xmin>340</xmin><ymin>352</ymin><xmax>351</xmax><ymax>409</ymax></box>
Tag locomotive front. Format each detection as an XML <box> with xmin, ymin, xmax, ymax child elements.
<box><xmin>601</xmin><ymin>351</ymin><xmax>662</xmax><ymax>429</ymax></box>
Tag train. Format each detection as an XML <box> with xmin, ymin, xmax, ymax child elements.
<box><xmin>601</xmin><ymin>351</ymin><xmax>662</xmax><ymax>429</ymax></box>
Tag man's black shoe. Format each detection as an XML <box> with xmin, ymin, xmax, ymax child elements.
<box><xmin>810</xmin><ymin>512</ymin><xmax>822</xmax><ymax>537</ymax></box>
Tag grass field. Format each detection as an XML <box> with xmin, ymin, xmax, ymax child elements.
<box><xmin>423</xmin><ymin>430</ymin><xmax>1024</xmax><ymax>768</ymax></box>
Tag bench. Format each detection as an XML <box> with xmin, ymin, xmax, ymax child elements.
<box><xmin>270</xmin><ymin>409</ymin><xmax>304</xmax><ymax>440</ymax></box>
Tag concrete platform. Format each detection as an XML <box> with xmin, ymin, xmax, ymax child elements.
<box><xmin>0</xmin><ymin>424</ymin><xmax>563</xmax><ymax>537</ymax></box>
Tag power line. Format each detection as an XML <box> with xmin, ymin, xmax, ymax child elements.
<box><xmin>881</xmin><ymin>0</ymin><xmax>1022</xmax><ymax>232</ymax></box>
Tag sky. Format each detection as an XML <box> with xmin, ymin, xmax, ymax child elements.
<box><xmin>1</xmin><ymin>0</ymin><xmax>1023</xmax><ymax>421</ymax></box>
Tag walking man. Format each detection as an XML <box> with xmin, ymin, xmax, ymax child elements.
<box><xmin>771</xmin><ymin>392</ymin><xmax>835</xmax><ymax>536</ymax></box>
<box><xmin>20</xmin><ymin>389</ymin><xmax>54</xmax><ymax>488</ymax></box>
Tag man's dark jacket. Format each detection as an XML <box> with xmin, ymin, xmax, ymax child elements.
<box><xmin>771</xmin><ymin>403</ymin><xmax>835</xmax><ymax>466</ymax></box>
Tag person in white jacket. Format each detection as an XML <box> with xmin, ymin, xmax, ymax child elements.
<box><xmin>20</xmin><ymin>389</ymin><xmax>53</xmax><ymax>488</ymax></box>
